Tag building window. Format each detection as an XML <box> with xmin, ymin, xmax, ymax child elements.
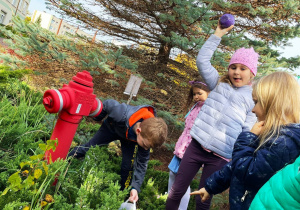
<box><xmin>23</xmin><ymin>2</ymin><xmax>28</xmax><ymax>13</ymax></box>
<box><xmin>19</xmin><ymin>0</ymin><xmax>23</xmax><ymax>7</ymax></box>
<box><xmin>0</xmin><ymin>10</ymin><xmax>7</xmax><ymax>24</ymax></box>
<box><xmin>12</xmin><ymin>0</ymin><xmax>18</xmax><ymax>6</ymax></box>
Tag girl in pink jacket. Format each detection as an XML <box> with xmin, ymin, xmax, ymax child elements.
<box><xmin>168</xmin><ymin>78</ymin><xmax>210</xmax><ymax>210</ymax></box>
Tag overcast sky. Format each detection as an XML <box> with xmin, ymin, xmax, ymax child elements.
<box><xmin>28</xmin><ymin>0</ymin><xmax>300</xmax><ymax>73</ymax></box>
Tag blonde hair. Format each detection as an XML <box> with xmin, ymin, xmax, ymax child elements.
<box><xmin>140</xmin><ymin>117</ymin><xmax>168</xmax><ymax>148</ymax></box>
<box><xmin>253</xmin><ymin>72</ymin><xmax>300</xmax><ymax>150</ymax></box>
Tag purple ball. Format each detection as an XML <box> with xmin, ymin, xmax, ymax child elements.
<box><xmin>220</xmin><ymin>14</ymin><xmax>235</xmax><ymax>28</ymax></box>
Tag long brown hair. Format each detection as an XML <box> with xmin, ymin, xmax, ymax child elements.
<box><xmin>253</xmin><ymin>72</ymin><xmax>300</xmax><ymax>151</ymax></box>
<box><xmin>184</xmin><ymin>77</ymin><xmax>210</xmax><ymax>111</ymax></box>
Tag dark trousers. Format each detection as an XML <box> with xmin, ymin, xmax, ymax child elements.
<box><xmin>166</xmin><ymin>139</ymin><xmax>227</xmax><ymax>210</ymax></box>
<box><xmin>68</xmin><ymin>121</ymin><xmax>138</xmax><ymax>190</ymax></box>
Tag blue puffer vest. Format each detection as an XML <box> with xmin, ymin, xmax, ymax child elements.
<box><xmin>190</xmin><ymin>34</ymin><xmax>256</xmax><ymax>159</ymax></box>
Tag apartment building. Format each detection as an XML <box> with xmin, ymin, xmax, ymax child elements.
<box><xmin>31</xmin><ymin>10</ymin><xmax>93</xmax><ymax>40</ymax></box>
<box><xmin>0</xmin><ymin>0</ymin><xmax>30</xmax><ymax>25</ymax></box>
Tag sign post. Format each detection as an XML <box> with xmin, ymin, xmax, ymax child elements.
<box><xmin>124</xmin><ymin>75</ymin><xmax>143</xmax><ymax>104</ymax></box>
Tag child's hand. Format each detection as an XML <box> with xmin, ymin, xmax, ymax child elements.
<box><xmin>129</xmin><ymin>189</ymin><xmax>139</xmax><ymax>202</ymax></box>
<box><xmin>214</xmin><ymin>22</ymin><xmax>234</xmax><ymax>38</ymax></box>
<box><xmin>190</xmin><ymin>187</ymin><xmax>211</xmax><ymax>202</ymax></box>
<box><xmin>250</xmin><ymin>121</ymin><xmax>265</xmax><ymax>135</ymax></box>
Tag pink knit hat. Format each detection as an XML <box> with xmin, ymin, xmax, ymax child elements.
<box><xmin>229</xmin><ymin>47</ymin><xmax>259</xmax><ymax>76</ymax></box>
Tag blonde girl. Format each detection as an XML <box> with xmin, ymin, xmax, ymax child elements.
<box><xmin>191</xmin><ymin>72</ymin><xmax>300</xmax><ymax>209</ymax></box>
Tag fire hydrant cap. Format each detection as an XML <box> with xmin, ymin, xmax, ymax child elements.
<box><xmin>72</xmin><ymin>71</ymin><xmax>94</xmax><ymax>87</ymax></box>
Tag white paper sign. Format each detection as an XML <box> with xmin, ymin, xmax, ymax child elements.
<box><xmin>124</xmin><ymin>75</ymin><xmax>142</xmax><ymax>97</ymax></box>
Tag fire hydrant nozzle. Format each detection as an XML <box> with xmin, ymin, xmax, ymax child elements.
<box><xmin>43</xmin><ymin>71</ymin><xmax>103</xmax><ymax>163</ymax></box>
<box><xmin>43</xmin><ymin>97</ymin><xmax>52</xmax><ymax>107</ymax></box>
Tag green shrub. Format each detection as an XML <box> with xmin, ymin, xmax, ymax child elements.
<box><xmin>0</xmin><ymin>87</ymin><xmax>48</xmax><ymax>149</ymax></box>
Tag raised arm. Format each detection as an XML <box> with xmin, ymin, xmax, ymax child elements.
<box><xmin>196</xmin><ymin>24</ymin><xmax>234</xmax><ymax>91</ymax></box>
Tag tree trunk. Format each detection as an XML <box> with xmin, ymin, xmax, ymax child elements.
<box><xmin>157</xmin><ymin>42</ymin><xmax>172</xmax><ymax>64</ymax></box>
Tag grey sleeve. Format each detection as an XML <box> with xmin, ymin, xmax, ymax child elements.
<box><xmin>196</xmin><ymin>34</ymin><xmax>222</xmax><ymax>91</ymax></box>
<box><xmin>93</xmin><ymin>99</ymin><xmax>125</xmax><ymax>122</ymax></box>
<box><xmin>131</xmin><ymin>147</ymin><xmax>150</xmax><ymax>192</ymax></box>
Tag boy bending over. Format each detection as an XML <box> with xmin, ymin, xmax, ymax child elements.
<box><xmin>68</xmin><ymin>99</ymin><xmax>168</xmax><ymax>202</ymax></box>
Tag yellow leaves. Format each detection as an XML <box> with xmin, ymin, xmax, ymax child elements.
<box><xmin>39</xmin><ymin>194</ymin><xmax>55</xmax><ymax>208</ymax></box>
<box><xmin>30</xmin><ymin>154</ymin><xmax>44</xmax><ymax>161</ymax></box>
<box><xmin>8</xmin><ymin>171</ymin><xmax>22</xmax><ymax>190</ymax></box>
<box><xmin>42</xmin><ymin>162</ymin><xmax>48</xmax><ymax>175</ymax></box>
<box><xmin>173</xmin><ymin>80</ymin><xmax>179</xmax><ymax>85</ymax></box>
<box><xmin>22</xmin><ymin>170</ymin><xmax>29</xmax><ymax>176</ymax></box>
<box><xmin>70</xmin><ymin>141</ymin><xmax>78</xmax><ymax>148</ymax></box>
<box><xmin>20</xmin><ymin>162</ymin><xmax>33</xmax><ymax>169</ymax></box>
<box><xmin>160</xmin><ymin>89</ymin><xmax>168</xmax><ymax>95</ymax></box>
<box><xmin>45</xmin><ymin>194</ymin><xmax>54</xmax><ymax>203</ymax></box>
<box><xmin>34</xmin><ymin>169</ymin><xmax>43</xmax><ymax>179</ymax></box>
<box><xmin>1</xmin><ymin>139</ymin><xmax>62</xmax><ymax>210</ymax></box>
<box><xmin>167</xmin><ymin>53</ymin><xmax>198</xmax><ymax>86</ymax></box>
<box><xmin>108</xmin><ymin>141</ymin><xmax>121</xmax><ymax>156</ymax></box>
<box><xmin>1</xmin><ymin>187</ymin><xmax>10</xmax><ymax>196</ymax></box>
<box><xmin>41</xmin><ymin>201</ymin><xmax>48</xmax><ymax>207</ymax></box>
<box><xmin>39</xmin><ymin>139</ymin><xmax>58</xmax><ymax>152</ymax></box>
<box><xmin>21</xmin><ymin>194</ymin><xmax>54</xmax><ymax>209</ymax></box>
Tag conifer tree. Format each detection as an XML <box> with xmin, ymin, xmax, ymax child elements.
<box><xmin>0</xmin><ymin>17</ymin><xmax>137</xmax><ymax>77</ymax></box>
<box><xmin>46</xmin><ymin>0</ymin><xmax>300</xmax><ymax>72</ymax></box>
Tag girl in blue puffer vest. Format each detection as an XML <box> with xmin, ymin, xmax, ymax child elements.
<box><xmin>191</xmin><ymin>72</ymin><xmax>300</xmax><ymax>210</ymax></box>
<box><xmin>166</xmin><ymin>21</ymin><xmax>258</xmax><ymax>209</ymax></box>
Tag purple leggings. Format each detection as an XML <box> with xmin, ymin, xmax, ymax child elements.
<box><xmin>166</xmin><ymin>139</ymin><xmax>227</xmax><ymax>210</ymax></box>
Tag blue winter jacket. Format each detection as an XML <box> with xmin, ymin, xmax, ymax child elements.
<box><xmin>191</xmin><ymin>34</ymin><xmax>257</xmax><ymax>159</ymax></box>
<box><xmin>205</xmin><ymin>124</ymin><xmax>300</xmax><ymax>209</ymax></box>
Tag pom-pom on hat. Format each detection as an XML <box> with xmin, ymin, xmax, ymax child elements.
<box><xmin>229</xmin><ymin>47</ymin><xmax>259</xmax><ymax>76</ymax></box>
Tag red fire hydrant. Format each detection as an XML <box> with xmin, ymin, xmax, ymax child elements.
<box><xmin>42</xmin><ymin>71</ymin><xmax>103</xmax><ymax>163</ymax></box>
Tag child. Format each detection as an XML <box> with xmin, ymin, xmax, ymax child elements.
<box><xmin>191</xmin><ymin>72</ymin><xmax>300</xmax><ymax>209</ymax></box>
<box><xmin>168</xmin><ymin>78</ymin><xmax>210</xmax><ymax>210</ymax></box>
<box><xmin>68</xmin><ymin>99</ymin><xmax>168</xmax><ymax>203</ymax></box>
<box><xmin>249</xmin><ymin>155</ymin><xmax>300</xmax><ymax>209</ymax></box>
<box><xmin>166</xmin><ymin>22</ymin><xmax>258</xmax><ymax>209</ymax></box>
